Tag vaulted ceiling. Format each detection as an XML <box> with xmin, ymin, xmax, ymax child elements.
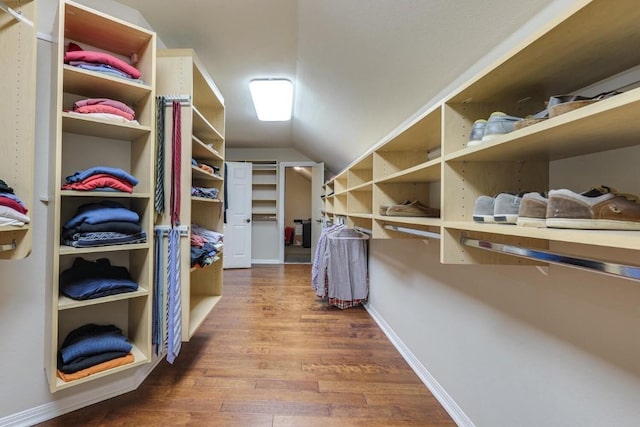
<box><xmin>115</xmin><ymin>0</ymin><xmax>556</xmax><ymax>173</ymax></box>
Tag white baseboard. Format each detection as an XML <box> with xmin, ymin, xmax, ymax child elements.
<box><xmin>0</xmin><ymin>356</ymin><xmax>164</xmax><ymax>427</ymax></box>
<box><xmin>364</xmin><ymin>303</ymin><xmax>475</xmax><ymax>427</ymax></box>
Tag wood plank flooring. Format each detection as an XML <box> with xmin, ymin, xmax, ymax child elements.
<box><xmin>38</xmin><ymin>264</ymin><xmax>454</xmax><ymax>426</ymax></box>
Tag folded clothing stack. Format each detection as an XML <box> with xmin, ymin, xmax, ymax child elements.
<box><xmin>0</xmin><ymin>179</ymin><xmax>29</xmax><ymax>226</ymax></box>
<box><xmin>61</xmin><ymin>200</ymin><xmax>146</xmax><ymax>248</ymax></box>
<box><xmin>60</xmin><ymin>257</ymin><xmax>138</xmax><ymax>300</ymax></box>
<box><xmin>57</xmin><ymin>323</ymin><xmax>133</xmax><ymax>382</ymax></box>
<box><xmin>62</xmin><ymin>166</ymin><xmax>139</xmax><ymax>193</ymax></box>
<box><xmin>64</xmin><ymin>42</ymin><xmax>142</xmax><ymax>82</ymax></box>
<box><xmin>190</xmin><ymin>224</ymin><xmax>223</xmax><ymax>268</ymax></box>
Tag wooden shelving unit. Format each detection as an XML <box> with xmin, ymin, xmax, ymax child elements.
<box><xmin>156</xmin><ymin>48</ymin><xmax>225</xmax><ymax>342</ymax></box>
<box><xmin>47</xmin><ymin>0</ymin><xmax>156</xmax><ymax>392</ymax></box>
<box><xmin>0</xmin><ymin>0</ymin><xmax>37</xmax><ymax>260</ymax></box>
<box><xmin>323</xmin><ymin>0</ymin><xmax>640</xmax><ymax>276</ymax></box>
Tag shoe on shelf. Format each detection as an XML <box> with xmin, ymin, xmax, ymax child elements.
<box><xmin>547</xmin><ymin>91</ymin><xmax>620</xmax><ymax>118</ymax></box>
<box><xmin>481</xmin><ymin>112</ymin><xmax>523</xmax><ymax>141</ymax></box>
<box><xmin>546</xmin><ymin>185</ymin><xmax>640</xmax><ymax>230</ymax></box>
<box><xmin>467</xmin><ymin>119</ymin><xmax>487</xmax><ymax>147</ymax></box>
<box><xmin>494</xmin><ymin>192</ymin><xmax>524</xmax><ymax>224</ymax></box>
<box><xmin>472</xmin><ymin>195</ymin><xmax>496</xmax><ymax>223</ymax></box>
<box><xmin>516</xmin><ymin>192</ymin><xmax>548</xmax><ymax>227</ymax></box>
<box><xmin>379</xmin><ymin>200</ymin><xmax>410</xmax><ymax>216</ymax></box>
<box><xmin>385</xmin><ymin>200</ymin><xmax>440</xmax><ymax>217</ymax></box>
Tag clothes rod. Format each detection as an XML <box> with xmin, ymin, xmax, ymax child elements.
<box><xmin>460</xmin><ymin>235</ymin><xmax>640</xmax><ymax>282</ymax></box>
<box><xmin>0</xmin><ymin>240</ymin><xmax>16</xmax><ymax>252</ymax></box>
<box><xmin>354</xmin><ymin>226</ymin><xmax>372</xmax><ymax>235</ymax></box>
<box><xmin>383</xmin><ymin>224</ymin><xmax>441</xmax><ymax>240</ymax></box>
<box><xmin>0</xmin><ymin>1</ymin><xmax>34</xmax><ymax>27</ymax></box>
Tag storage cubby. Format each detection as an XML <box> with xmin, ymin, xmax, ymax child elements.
<box><xmin>48</xmin><ymin>0</ymin><xmax>156</xmax><ymax>392</ymax></box>
<box><xmin>0</xmin><ymin>0</ymin><xmax>36</xmax><ymax>259</ymax></box>
<box><xmin>156</xmin><ymin>48</ymin><xmax>225</xmax><ymax>341</ymax></box>
<box><xmin>323</xmin><ymin>1</ymin><xmax>640</xmax><ymax>279</ymax></box>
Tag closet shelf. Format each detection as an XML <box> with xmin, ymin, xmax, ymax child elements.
<box><xmin>193</xmin><ymin>106</ymin><xmax>224</xmax><ymax>142</ymax></box>
<box><xmin>348</xmin><ymin>182</ymin><xmax>373</xmax><ymax>192</ymax></box>
<box><xmin>375</xmin><ymin>160</ymin><xmax>441</xmax><ymax>184</ymax></box>
<box><xmin>187</xmin><ymin>295</ymin><xmax>222</xmax><ymax>339</ymax></box>
<box><xmin>192</xmin><ymin>135</ymin><xmax>223</xmax><ymax>161</ymax></box>
<box><xmin>191</xmin><ymin>196</ymin><xmax>221</xmax><ymax>204</ymax></box>
<box><xmin>62</xmin><ymin>112</ymin><xmax>151</xmax><ymax>140</ymax></box>
<box><xmin>377</xmin><ymin>216</ymin><xmax>442</xmax><ymax>227</ymax></box>
<box><xmin>54</xmin><ymin>344</ymin><xmax>148</xmax><ymax>391</ymax></box>
<box><xmin>60</xmin><ymin>191</ymin><xmax>151</xmax><ymax>198</ymax></box>
<box><xmin>63</xmin><ymin>65</ymin><xmax>152</xmax><ymax>105</ymax></box>
<box><xmin>191</xmin><ymin>165</ymin><xmax>223</xmax><ymax>181</ymax></box>
<box><xmin>445</xmin><ymin>221</ymin><xmax>640</xmax><ymax>251</ymax></box>
<box><xmin>58</xmin><ymin>288</ymin><xmax>149</xmax><ymax>310</ymax></box>
<box><xmin>58</xmin><ymin>242</ymin><xmax>150</xmax><ymax>256</ymax></box>
<box><xmin>446</xmin><ymin>87</ymin><xmax>640</xmax><ymax>163</ymax></box>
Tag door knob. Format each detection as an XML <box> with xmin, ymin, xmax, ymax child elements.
<box><xmin>245</xmin><ymin>218</ymin><xmax>251</xmax><ymax>223</ymax></box>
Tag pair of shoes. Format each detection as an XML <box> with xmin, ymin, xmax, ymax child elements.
<box><xmin>381</xmin><ymin>200</ymin><xmax>440</xmax><ymax>217</ymax></box>
<box><xmin>473</xmin><ymin>192</ymin><xmax>525</xmax><ymax>224</ymax></box>
<box><xmin>468</xmin><ymin>112</ymin><xmax>523</xmax><ymax>147</ymax></box>
<box><xmin>513</xmin><ymin>91</ymin><xmax>621</xmax><ymax>130</ymax></box>
<box><xmin>517</xmin><ymin>186</ymin><xmax>640</xmax><ymax>230</ymax></box>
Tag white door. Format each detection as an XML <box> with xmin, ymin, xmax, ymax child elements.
<box><xmin>310</xmin><ymin>163</ymin><xmax>324</xmax><ymax>258</ymax></box>
<box><xmin>223</xmin><ymin>161</ymin><xmax>253</xmax><ymax>269</ymax></box>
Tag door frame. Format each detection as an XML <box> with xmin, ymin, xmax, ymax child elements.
<box><xmin>278</xmin><ymin>161</ymin><xmax>322</xmax><ymax>263</ymax></box>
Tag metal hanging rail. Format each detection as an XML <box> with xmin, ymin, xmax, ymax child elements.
<box><xmin>0</xmin><ymin>1</ymin><xmax>34</xmax><ymax>27</ymax></box>
<box><xmin>159</xmin><ymin>94</ymin><xmax>192</xmax><ymax>106</ymax></box>
<box><xmin>154</xmin><ymin>225</ymin><xmax>190</xmax><ymax>237</ymax></box>
<box><xmin>460</xmin><ymin>234</ymin><xmax>640</xmax><ymax>282</ymax></box>
<box><xmin>383</xmin><ymin>224</ymin><xmax>441</xmax><ymax>240</ymax></box>
<box><xmin>354</xmin><ymin>226</ymin><xmax>372</xmax><ymax>235</ymax></box>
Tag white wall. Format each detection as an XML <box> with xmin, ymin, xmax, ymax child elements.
<box><xmin>226</xmin><ymin>147</ymin><xmax>314</xmax><ymax>163</ymax></box>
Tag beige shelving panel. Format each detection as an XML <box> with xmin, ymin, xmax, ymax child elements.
<box><xmin>156</xmin><ymin>48</ymin><xmax>225</xmax><ymax>341</ymax></box>
<box><xmin>251</xmin><ymin>161</ymin><xmax>278</xmax><ymax>220</ymax></box>
<box><xmin>0</xmin><ymin>0</ymin><xmax>36</xmax><ymax>259</ymax></box>
<box><xmin>47</xmin><ymin>0</ymin><xmax>156</xmax><ymax>392</ymax></box>
<box><xmin>323</xmin><ymin>0</ymin><xmax>640</xmax><ymax>273</ymax></box>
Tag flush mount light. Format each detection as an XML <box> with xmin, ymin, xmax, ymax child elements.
<box><xmin>249</xmin><ymin>78</ymin><xmax>293</xmax><ymax>121</ymax></box>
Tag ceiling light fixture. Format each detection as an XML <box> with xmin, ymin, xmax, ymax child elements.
<box><xmin>249</xmin><ymin>78</ymin><xmax>293</xmax><ymax>121</ymax></box>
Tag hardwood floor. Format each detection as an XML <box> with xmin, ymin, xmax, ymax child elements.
<box><xmin>39</xmin><ymin>264</ymin><xmax>454</xmax><ymax>426</ymax></box>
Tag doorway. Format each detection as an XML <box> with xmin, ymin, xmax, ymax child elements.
<box><xmin>283</xmin><ymin>166</ymin><xmax>312</xmax><ymax>263</ymax></box>
<box><xmin>278</xmin><ymin>161</ymin><xmax>324</xmax><ymax>264</ymax></box>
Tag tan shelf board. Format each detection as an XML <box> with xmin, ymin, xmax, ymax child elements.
<box><xmin>252</xmin><ymin>183</ymin><xmax>277</xmax><ymax>187</ymax></box>
<box><xmin>351</xmin><ymin>154</ymin><xmax>373</xmax><ymax>170</ymax></box>
<box><xmin>444</xmin><ymin>221</ymin><xmax>640</xmax><ymax>251</ymax></box>
<box><xmin>64</xmin><ymin>1</ymin><xmax>154</xmax><ymax>57</ymax></box>
<box><xmin>58</xmin><ymin>287</ymin><xmax>149</xmax><ymax>311</ymax></box>
<box><xmin>191</xmin><ymin>196</ymin><xmax>222</xmax><ymax>204</ymax></box>
<box><xmin>349</xmin><ymin>213</ymin><xmax>373</xmax><ymax>220</ymax></box>
<box><xmin>0</xmin><ymin>224</ymin><xmax>29</xmax><ymax>233</ymax></box>
<box><xmin>187</xmin><ymin>295</ymin><xmax>222</xmax><ymax>339</ymax></box>
<box><xmin>59</xmin><ymin>242</ymin><xmax>150</xmax><ymax>256</ymax></box>
<box><xmin>63</xmin><ymin>65</ymin><xmax>151</xmax><ymax>105</ymax></box>
<box><xmin>252</xmin><ymin>197</ymin><xmax>277</xmax><ymax>202</ymax></box>
<box><xmin>192</xmin><ymin>135</ymin><xmax>223</xmax><ymax>161</ymax></box>
<box><xmin>53</xmin><ymin>344</ymin><xmax>148</xmax><ymax>392</ymax></box>
<box><xmin>377</xmin><ymin>107</ymin><xmax>441</xmax><ymax>152</ymax></box>
<box><xmin>62</xmin><ymin>112</ymin><xmax>151</xmax><ymax>140</ymax></box>
<box><xmin>60</xmin><ymin>191</ymin><xmax>151</xmax><ymax>198</ymax></box>
<box><xmin>348</xmin><ymin>182</ymin><xmax>373</xmax><ymax>192</ymax></box>
<box><xmin>376</xmin><ymin>216</ymin><xmax>442</xmax><ymax>227</ymax></box>
<box><xmin>375</xmin><ymin>160</ymin><xmax>441</xmax><ymax>184</ymax></box>
<box><xmin>446</xmin><ymin>88</ymin><xmax>640</xmax><ymax>162</ymax></box>
<box><xmin>191</xmin><ymin>165</ymin><xmax>223</xmax><ymax>181</ymax></box>
<box><xmin>447</xmin><ymin>0</ymin><xmax>640</xmax><ymax>104</ymax></box>
<box><xmin>192</xmin><ymin>106</ymin><xmax>224</xmax><ymax>142</ymax></box>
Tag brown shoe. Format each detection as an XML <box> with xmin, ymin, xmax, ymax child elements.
<box><xmin>385</xmin><ymin>200</ymin><xmax>440</xmax><ymax>217</ymax></box>
<box><xmin>546</xmin><ymin>186</ymin><xmax>640</xmax><ymax>230</ymax></box>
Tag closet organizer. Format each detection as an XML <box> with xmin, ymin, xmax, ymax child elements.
<box><xmin>0</xmin><ymin>0</ymin><xmax>37</xmax><ymax>259</ymax></box>
<box><xmin>47</xmin><ymin>0</ymin><xmax>156</xmax><ymax>392</ymax></box>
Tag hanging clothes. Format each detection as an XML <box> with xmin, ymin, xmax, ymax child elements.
<box><xmin>311</xmin><ymin>226</ymin><xmax>369</xmax><ymax>309</ymax></box>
